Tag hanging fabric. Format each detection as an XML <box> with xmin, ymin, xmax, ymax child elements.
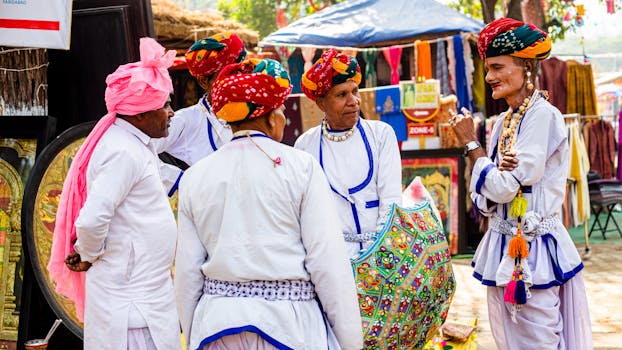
<box><xmin>452</xmin><ymin>35</ymin><xmax>470</xmax><ymax>111</ymax></box>
<box><xmin>462</xmin><ymin>36</ymin><xmax>475</xmax><ymax>110</ymax></box>
<box><xmin>566</xmin><ymin>60</ymin><xmax>597</xmax><ymax>116</ymax></box>
<box><xmin>382</xmin><ymin>45</ymin><xmax>402</xmax><ymax>85</ymax></box>
<box><xmin>415</xmin><ymin>40</ymin><xmax>432</xmax><ymax>80</ymax></box>
<box><xmin>301</xmin><ymin>47</ymin><xmax>317</xmax><ymax>72</ymax></box>
<box><xmin>435</xmin><ymin>40</ymin><xmax>450</xmax><ymax>95</ymax></box>
<box><xmin>539</xmin><ymin>57</ymin><xmax>568</xmax><ymax>113</ymax></box>
<box><xmin>472</xmin><ymin>54</ymin><xmax>486</xmax><ymax>115</ymax></box>
<box><xmin>446</xmin><ymin>37</ymin><xmax>457</xmax><ymax>94</ymax></box>
<box><xmin>275</xmin><ymin>45</ymin><xmax>296</xmax><ymax>70</ymax></box>
<box><xmin>363</xmin><ymin>49</ymin><xmax>379</xmax><ymax>88</ymax></box>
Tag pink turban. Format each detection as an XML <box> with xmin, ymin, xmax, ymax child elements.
<box><xmin>47</xmin><ymin>37</ymin><xmax>175</xmax><ymax>322</ymax></box>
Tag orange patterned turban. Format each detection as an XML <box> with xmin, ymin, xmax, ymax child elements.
<box><xmin>301</xmin><ymin>49</ymin><xmax>362</xmax><ymax>101</ymax></box>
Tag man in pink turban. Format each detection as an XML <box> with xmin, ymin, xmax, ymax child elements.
<box><xmin>174</xmin><ymin>58</ymin><xmax>363</xmax><ymax>350</ymax></box>
<box><xmin>49</xmin><ymin>37</ymin><xmax>182</xmax><ymax>350</ymax></box>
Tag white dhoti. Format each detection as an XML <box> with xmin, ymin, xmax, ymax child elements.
<box><xmin>127</xmin><ymin>328</ymin><xmax>157</xmax><ymax>350</ymax></box>
<box><xmin>202</xmin><ymin>332</ymin><xmax>279</xmax><ymax>350</ymax></box>
<box><xmin>487</xmin><ymin>272</ymin><xmax>592</xmax><ymax>350</ymax></box>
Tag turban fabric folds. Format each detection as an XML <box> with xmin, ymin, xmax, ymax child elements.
<box><xmin>212</xmin><ymin>58</ymin><xmax>292</xmax><ymax>123</ymax></box>
<box><xmin>477</xmin><ymin>17</ymin><xmax>551</xmax><ymax>60</ymax></box>
<box><xmin>185</xmin><ymin>32</ymin><xmax>247</xmax><ymax>77</ymax></box>
<box><xmin>301</xmin><ymin>49</ymin><xmax>362</xmax><ymax>101</ymax></box>
<box><xmin>47</xmin><ymin>37</ymin><xmax>175</xmax><ymax>321</ymax></box>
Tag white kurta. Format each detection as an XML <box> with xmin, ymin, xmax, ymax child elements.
<box><xmin>469</xmin><ymin>97</ymin><xmax>591</xmax><ymax>349</ymax></box>
<box><xmin>152</xmin><ymin>96</ymin><xmax>233</xmax><ymax>166</ymax></box>
<box><xmin>174</xmin><ymin>131</ymin><xmax>364</xmax><ymax>350</ymax></box>
<box><xmin>74</xmin><ymin>119</ymin><xmax>181</xmax><ymax>350</ymax></box>
<box><xmin>294</xmin><ymin>118</ymin><xmax>403</xmax><ymax>256</ymax></box>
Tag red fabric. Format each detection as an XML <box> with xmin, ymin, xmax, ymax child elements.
<box><xmin>300</xmin><ymin>49</ymin><xmax>361</xmax><ymax>101</ymax></box>
<box><xmin>382</xmin><ymin>46</ymin><xmax>403</xmax><ymax>85</ymax></box>
<box><xmin>477</xmin><ymin>17</ymin><xmax>524</xmax><ymax>59</ymax></box>
<box><xmin>185</xmin><ymin>33</ymin><xmax>246</xmax><ymax>77</ymax></box>
<box><xmin>212</xmin><ymin>59</ymin><xmax>292</xmax><ymax>122</ymax></box>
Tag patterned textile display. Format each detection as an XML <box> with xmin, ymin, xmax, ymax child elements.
<box><xmin>359</xmin><ymin>88</ymin><xmax>379</xmax><ymax>121</ymax></box>
<box><xmin>352</xmin><ymin>202</ymin><xmax>456</xmax><ymax>349</ymax></box>
<box><xmin>299</xmin><ymin>94</ymin><xmax>325</xmax><ymax>132</ymax></box>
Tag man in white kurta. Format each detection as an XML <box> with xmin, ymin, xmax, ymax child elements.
<box><xmin>174</xmin><ymin>58</ymin><xmax>363</xmax><ymax>350</ymax></box>
<box><xmin>296</xmin><ymin>49</ymin><xmax>402</xmax><ymax>257</ymax></box>
<box><xmin>295</xmin><ymin>118</ymin><xmax>403</xmax><ymax>256</ymax></box>
<box><xmin>74</xmin><ymin>118</ymin><xmax>180</xmax><ymax>349</ymax></box>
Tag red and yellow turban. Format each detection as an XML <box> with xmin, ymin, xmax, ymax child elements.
<box><xmin>212</xmin><ymin>58</ymin><xmax>292</xmax><ymax>123</ymax></box>
<box><xmin>185</xmin><ymin>32</ymin><xmax>247</xmax><ymax>77</ymax></box>
<box><xmin>301</xmin><ymin>49</ymin><xmax>362</xmax><ymax>101</ymax></box>
<box><xmin>477</xmin><ymin>17</ymin><xmax>551</xmax><ymax>60</ymax></box>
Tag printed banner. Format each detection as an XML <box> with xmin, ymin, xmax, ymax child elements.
<box><xmin>0</xmin><ymin>0</ymin><xmax>72</xmax><ymax>50</ymax></box>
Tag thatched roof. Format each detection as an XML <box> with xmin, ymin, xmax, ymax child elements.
<box><xmin>152</xmin><ymin>0</ymin><xmax>259</xmax><ymax>51</ymax></box>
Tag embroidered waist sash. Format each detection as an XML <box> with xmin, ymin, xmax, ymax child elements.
<box><xmin>490</xmin><ymin>214</ymin><xmax>561</xmax><ymax>241</ymax></box>
<box><xmin>203</xmin><ymin>278</ymin><xmax>316</xmax><ymax>302</ymax></box>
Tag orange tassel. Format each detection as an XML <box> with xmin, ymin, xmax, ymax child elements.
<box><xmin>508</xmin><ymin>230</ymin><xmax>530</xmax><ymax>259</ymax></box>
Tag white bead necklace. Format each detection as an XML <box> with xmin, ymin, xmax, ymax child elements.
<box><xmin>322</xmin><ymin>119</ymin><xmax>356</xmax><ymax>142</ymax></box>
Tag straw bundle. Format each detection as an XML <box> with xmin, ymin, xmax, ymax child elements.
<box><xmin>0</xmin><ymin>47</ymin><xmax>47</xmax><ymax>116</ymax></box>
<box><xmin>152</xmin><ymin>0</ymin><xmax>259</xmax><ymax>50</ymax></box>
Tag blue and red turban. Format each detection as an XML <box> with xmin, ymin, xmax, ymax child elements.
<box><xmin>477</xmin><ymin>18</ymin><xmax>551</xmax><ymax>60</ymax></box>
<box><xmin>301</xmin><ymin>49</ymin><xmax>362</xmax><ymax>101</ymax></box>
<box><xmin>212</xmin><ymin>58</ymin><xmax>292</xmax><ymax>123</ymax></box>
<box><xmin>185</xmin><ymin>32</ymin><xmax>246</xmax><ymax>77</ymax></box>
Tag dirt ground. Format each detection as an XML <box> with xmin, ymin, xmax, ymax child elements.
<box><xmin>447</xmin><ymin>243</ymin><xmax>622</xmax><ymax>350</ymax></box>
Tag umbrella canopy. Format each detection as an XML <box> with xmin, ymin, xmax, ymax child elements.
<box><xmin>260</xmin><ymin>0</ymin><xmax>483</xmax><ymax>48</ymax></box>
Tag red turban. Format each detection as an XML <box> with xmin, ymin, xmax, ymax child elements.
<box><xmin>301</xmin><ymin>49</ymin><xmax>362</xmax><ymax>101</ymax></box>
<box><xmin>477</xmin><ymin>17</ymin><xmax>551</xmax><ymax>60</ymax></box>
<box><xmin>185</xmin><ymin>32</ymin><xmax>247</xmax><ymax>77</ymax></box>
<box><xmin>212</xmin><ymin>58</ymin><xmax>292</xmax><ymax>123</ymax></box>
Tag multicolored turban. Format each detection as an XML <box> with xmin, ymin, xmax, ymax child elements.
<box><xmin>185</xmin><ymin>32</ymin><xmax>247</xmax><ymax>77</ymax></box>
<box><xmin>212</xmin><ymin>58</ymin><xmax>292</xmax><ymax>123</ymax></box>
<box><xmin>477</xmin><ymin>17</ymin><xmax>551</xmax><ymax>60</ymax></box>
<box><xmin>301</xmin><ymin>49</ymin><xmax>362</xmax><ymax>101</ymax></box>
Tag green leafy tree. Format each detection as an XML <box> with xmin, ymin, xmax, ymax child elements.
<box><xmin>217</xmin><ymin>0</ymin><xmax>343</xmax><ymax>38</ymax></box>
<box><xmin>448</xmin><ymin>0</ymin><xmax>576</xmax><ymax>42</ymax></box>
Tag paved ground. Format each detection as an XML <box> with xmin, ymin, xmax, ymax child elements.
<box><xmin>447</xmin><ymin>243</ymin><xmax>622</xmax><ymax>349</ymax></box>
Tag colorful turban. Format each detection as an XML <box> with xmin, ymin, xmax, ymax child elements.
<box><xmin>212</xmin><ymin>58</ymin><xmax>292</xmax><ymax>123</ymax></box>
<box><xmin>301</xmin><ymin>49</ymin><xmax>362</xmax><ymax>101</ymax></box>
<box><xmin>185</xmin><ymin>32</ymin><xmax>247</xmax><ymax>77</ymax></box>
<box><xmin>48</xmin><ymin>37</ymin><xmax>175</xmax><ymax>322</ymax></box>
<box><xmin>477</xmin><ymin>18</ymin><xmax>551</xmax><ymax>60</ymax></box>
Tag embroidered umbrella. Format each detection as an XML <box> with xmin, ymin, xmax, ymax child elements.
<box><xmin>352</xmin><ymin>202</ymin><xmax>456</xmax><ymax>349</ymax></box>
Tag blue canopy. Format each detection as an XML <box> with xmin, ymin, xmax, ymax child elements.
<box><xmin>260</xmin><ymin>0</ymin><xmax>484</xmax><ymax>47</ymax></box>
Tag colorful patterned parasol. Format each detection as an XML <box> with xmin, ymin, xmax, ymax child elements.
<box><xmin>352</xmin><ymin>202</ymin><xmax>456</xmax><ymax>349</ymax></box>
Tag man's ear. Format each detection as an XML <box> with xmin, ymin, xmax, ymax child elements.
<box><xmin>267</xmin><ymin>110</ymin><xmax>277</xmax><ymax>128</ymax></box>
<box><xmin>316</xmin><ymin>97</ymin><xmax>326</xmax><ymax>112</ymax></box>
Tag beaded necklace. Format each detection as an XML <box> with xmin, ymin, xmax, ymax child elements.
<box><xmin>497</xmin><ymin>89</ymin><xmax>541</xmax><ymax>157</ymax></box>
<box><xmin>322</xmin><ymin>118</ymin><xmax>356</xmax><ymax>142</ymax></box>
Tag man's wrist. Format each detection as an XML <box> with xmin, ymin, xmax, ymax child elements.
<box><xmin>464</xmin><ymin>140</ymin><xmax>481</xmax><ymax>155</ymax></box>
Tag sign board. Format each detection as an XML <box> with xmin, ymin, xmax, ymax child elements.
<box><xmin>401</xmin><ymin>80</ymin><xmax>441</xmax><ymax>123</ymax></box>
<box><xmin>0</xmin><ymin>0</ymin><xmax>72</xmax><ymax>50</ymax></box>
<box><xmin>408</xmin><ymin>122</ymin><xmax>436</xmax><ymax>137</ymax></box>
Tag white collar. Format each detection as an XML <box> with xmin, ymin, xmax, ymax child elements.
<box><xmin>114</xmin><ymin>117</ymin><xmax>150</xmax><ymax>145</ymax></box>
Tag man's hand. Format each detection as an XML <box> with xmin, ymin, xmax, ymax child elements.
<box><xmin>498</xmin><ymin>150</ymin><xmax>519</xmax><ymax>172</ymax></box>
<box><xmin>65</xmin><ymin>251</ymin><xmax>91</xmax><ymax>272</ymax></box>
<box><xmin>449</xmin><ymin>108</ymin><xmax>478</xmax><ymax>147</ymax></box>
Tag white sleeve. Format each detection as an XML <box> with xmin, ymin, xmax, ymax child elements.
<box><xmin>470</xmin><ymin>192</ymin><xmax>497</xmax><ymax>216</ymax></box>
<box><xmin>159</xmin><ymin>161</ymin><xmax>184</xmax><ymax>197</ymax></box>
<box><xmin>470</xmin><ymin>106</ymin><xmax>561</xmax><ymax>204</ymax></box>
<box><xmin>299</xmin><ymin>159</ymin><xmax>364</xmax><ymax>350</ymax></box>
<box><xmin>74</xmin><ymin>148</ymin><xmax>139</xmax><ymax>263</ymax></box>
<box><xmin>376</xmin><ymin>124</ymin><xmax>403</xmax><ymax>222</ymax></box>
<box><xmin>174</xmin><ymin>173</ymin><xmax>207</xmax><ymax>345</ymax></box>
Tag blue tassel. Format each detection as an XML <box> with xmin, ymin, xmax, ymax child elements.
<box><xmin>515</xmin><ymin>279</ymin><xmax>527</xmax><ymax>304</ymax></box>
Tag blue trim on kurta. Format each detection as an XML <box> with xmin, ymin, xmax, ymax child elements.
<box><xmin>365</xmin><ymin>200</ymin><xmax>380</xmax><ymax>208</ymax></box>
<box><xmin>231</xmin><ymin>133</ymin><xmax>272</xmax><ymax>141</ymax></box>
<box><xmin>197</xmin><ymin>325</ymin><xmax>293</xmax><ymax>350</ymax></box>
<box><xmin>168</xmin><ymin>171</ymin><xmax>184</xmax><ymax>197</ymax></box>
<box><xmin>201</xmin><ymin>97</ymin><xmax>218</xmax><ymax>152</ymax></box>
<box><xmin>476</xmin><ymin>163</ymin><xmax>495</xmax><ymax>195</ymax></box>
<box><xmin>318</xmin><ymin>118</ymin><xmax>374</xmax><ymax>242</ymax></box>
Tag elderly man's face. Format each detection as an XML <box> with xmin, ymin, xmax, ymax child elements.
<box><xmin>141</xmin><ymin>97</ymin><xmax>174</xmax><ymax>138</ymax></box>
<box><xmin>484</xmin><ymin>55</ymin><xmax>527</xmax><ymax>103</ymax></box>
<box><xmin>317</xmin><ymin>80</ymin><xmax>361</xmax><ymax>130</ymax></box>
